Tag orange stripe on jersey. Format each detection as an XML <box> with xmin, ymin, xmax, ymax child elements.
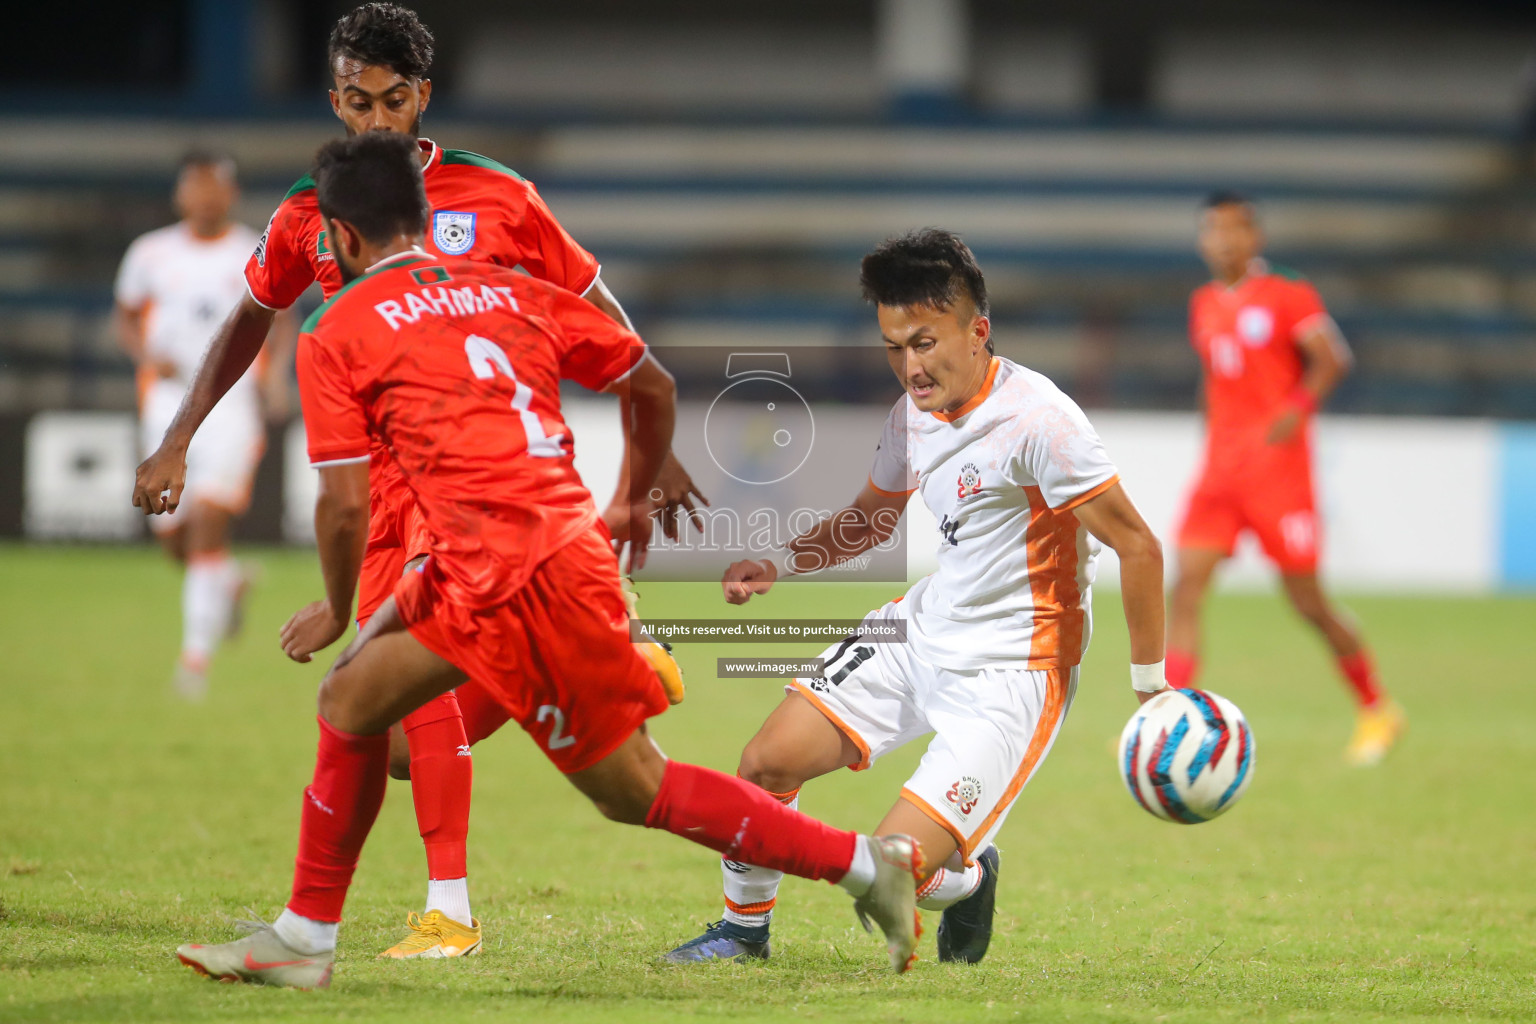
<box><xmin>963</xmin><ymin>667</ymin><xmax>1070</xmax><ymax>853</ymax></box>
<box><xmin>1021</xmin><ymin>486</ymin><xmax>1085</xmax><ymax>668</ymax></box>
<box><xmin>788</xmin><ymin>681</ymin><xmax>872</xmax><ymax>770</ymax></box>
<box><xmin>724</xmin><ymin>896</ymin><xmax>777</xmax><ymax>916</ymax></box>
<box><xmin>867</xmin><ymin>475</ymin><xmax>916</xmax><ymax>498</ymax></box>
<box><xmin>931</xmin><ymin>357</ymin><xmax>999</xmax><ymax>423</ymax></box>
<box><xmin>1058</xmin><ymin>474</ymin><xmax>1120</xmax><ymax>512</ymax></box>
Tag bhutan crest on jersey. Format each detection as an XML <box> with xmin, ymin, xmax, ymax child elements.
<box><xmin>945</xmin><ymin>776</ymin><xmax>983</xmax><ymax>819</ymax></box>
<box><xmin>956</xmin><ymin>461</ymin><xmax>983</xmax><ymax>500</ymax></box>
<box><xmin>433</xmin><ymin>211</ymin><xmax>477</xmax><ymax>255</ymax></box>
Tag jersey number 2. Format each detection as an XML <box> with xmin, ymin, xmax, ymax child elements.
<box><xmin>536</xmin><ymin>705</ymin><xmax>576</xmax><ymax>750</ymax></box>
<box><xmin>464</xmin><ymin>335</ymin><xmax>564</xmax><ymax>457</ymax></box>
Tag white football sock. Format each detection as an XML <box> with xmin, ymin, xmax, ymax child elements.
<box><xmin>426</xmin><ymin>877</ymin><xmax>472</xmax><ymax>925</ymax></box>
<box><xmin>720</xmin><ymin>793</ymin><xmax>797</xmax><ymax>929</ymax></box>
<box><xmin>273</xmin><ymin>907</ymin><xmax>338</xmax><ymax>954</ymax></box>
<box><xmin>182</xmin><ymin>553</ymin><xmax>238</xmax><ymax>667</ymax></box>
<box><xmin>835</xmin><ymin>836</ymin><xmax>878</xmax><ymax>897</ymax></box>
<box><xmin>916</xmin><ymin>862</ymin><xmax>984</xmax><ymax>910</ymax></box>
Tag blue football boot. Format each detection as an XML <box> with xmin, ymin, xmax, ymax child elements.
<box><xmin>661</xmin><ymin>919</ymin><xmax>771</xmax><ymax>963</ymax></box>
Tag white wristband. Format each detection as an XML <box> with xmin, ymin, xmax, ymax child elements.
<box><xmin>1130</xmin><ymin>661</ymin><xmax>1167</xmax><ymax>693</ymax></box>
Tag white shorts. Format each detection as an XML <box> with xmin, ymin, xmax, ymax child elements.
<box><xmin>140</xmin><ymin>379</ymin><xmax>264</xmax><ymax>535</ymax></box>
<box><xmin>788</xmin><ymin>601</ymin><xmax>1079</xmax><ymax>865</ymax></box>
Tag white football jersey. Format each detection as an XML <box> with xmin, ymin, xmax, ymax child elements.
<box><xmin>114</xmin><ymin>222</ymin><xmax>260</xmax><ymax>387</ymax></box>
<box><xmin>869</xmin><ymin>357</ymin><xmax>1120</xmax><ymax>671</ymax></box>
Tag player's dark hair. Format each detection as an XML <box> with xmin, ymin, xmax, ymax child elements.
<box><xmin>178</xmin><ymin>148</ymin><xmax>236</xmax><ymax>179</ymax></box>
<box><xmin>328</xmin><ymin>3</ymin><xmax>435</xmax><ymax>79</ymax></box>
<box><xmin>859</xmin><ymin>228</ymin><xmax>990</xmax><ymax>318</ymax></box>
<box><xmin>312</xmin><ymin>133</ymin><xmax>429</xmax><ymax>244</ymax></box>
<box><xmin>1203</xmin><ymin>189</ymin><xmax>1258</xmax><ymax>218</ymax></box>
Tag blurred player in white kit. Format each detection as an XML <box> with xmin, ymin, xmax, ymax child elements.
<box><xmin>113</xmin><ymin>151</ymin><xmax>295</xmax><ymax>698</ymax></box>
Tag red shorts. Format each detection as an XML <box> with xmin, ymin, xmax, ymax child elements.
<box><xmin>357</xmin><ymin>495</ymin><xmax>433</xmax><ymax>626</ymax></box>
<box><xmin>1177</xmin><ymin>460</ymin><xmax>1320</xmax><ymax>573</ymax></box>
<box><xmin>393</xmin><ymin>524</ymin><xmax>667</xmax><ymax>774</ymax></box>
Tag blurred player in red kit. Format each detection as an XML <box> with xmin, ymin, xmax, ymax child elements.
<box><xmin>171</xmin><ymin>134</ymin><xmax>922</xmax><ymax>988</ymax></box>
<box><xmin>1167</xmin><ymin>192</ymin><xmax>1405</xmax><ymax>765</ymax></box>
<box><xmin>130</xmin><ymin>3</ymin><xmax>699</xmax><ymax>958</ymax></box>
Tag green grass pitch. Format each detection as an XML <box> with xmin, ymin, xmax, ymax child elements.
<box><xmin>2</xmin><ymin>544</ymin><xmax>1533</xmax><ymax>1023</ymax></box>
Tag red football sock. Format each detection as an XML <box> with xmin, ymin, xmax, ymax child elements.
<box><xmin>1165</xmin><ymin>648</ymin><xmax>1198</xmax><ymax>689</ymax></box>
<box><xmin>456</xmin><ymin>680</ymin><xmax>513</xmax><ymax>746</ymax></box>
<box><xmin>1337</xmin><ymin>649</ymin><xmax>1385</xmax><ymax>709</ymax></box>
<box><xmin>645</xmin><ymin>761</ymin><xmax>855</xmax><ymax>883</ymax></box>
<box><xmin>287</xmin><ymin>716</ymin><xmax>390</xmax><ymax>922</ymax></box>
<box><xmin>403</xmin><ymin>694</ymin><xmax>473</xmax><ymax>881</ymax></box>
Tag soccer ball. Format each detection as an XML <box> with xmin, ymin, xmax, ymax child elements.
<box><xmin>1118</xmin><ymin>688</ymin><xmax>1255</xmax><ymax>824</ymax></box>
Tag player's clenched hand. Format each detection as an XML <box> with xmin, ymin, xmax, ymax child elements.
<box><xmin>722</xmin><ymin>558</ymin><xmax>777</xmax><ymax>605</ymax></box>
<box><xmin>1266</xmin><ymin>408</ymin><xmax>1303</xmax><ymax>445</ymax></box>
<box><xmin>654</xmin><ymin>451</ymin><xmax>710</xmax><ymax>541</ymax></box>
<box><xmin>132</xmin><ymin>444</ymin><xmax>188</xmax><ymax>516</ymax></box>
<box><xmin>281</xmin><ymin>599</ymin><xmax>350</xmax><ymax>663</ymax></box>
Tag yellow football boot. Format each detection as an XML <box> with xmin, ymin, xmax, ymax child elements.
<box><xmin>377</xmin><ymin>911</ymin><xmax>482</xmax><ymax>959</ymax></box>
<box><xmin>621</xmin><ymin>574</ymin><xmax>685</xmax><ymax>705</ymax></box>
<box><xmin>640</xmin><ymin>638</ymin><xmax>686</xmax><ymax>706</ymax></box>
<box><xmin>1345</xmin><ymin>701</ymin><xmax>1407</xmax><ymax>766</ymax></box>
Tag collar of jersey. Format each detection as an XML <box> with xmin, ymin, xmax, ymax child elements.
<box><xmin>420</xmin><ymin>138</ymin><xmax>443</xmax><ymax>173</ymax></box>
<box><xmin>1220</xmin><ymin>257</ymin><xmax>1270</xmax><ymax>294</ymax></box>
<box><xmin>929</xmin><ymin>357</ymin><xmax>1000</xmax><ymax>423</ymax></box>
<box><xmin>362</xmin><ymin>249</ymin><xmax>435</xmax><ymax>277</ymax></box>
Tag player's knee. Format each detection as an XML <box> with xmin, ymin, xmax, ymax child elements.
<box><xmin>1171</xmin><ymin>574</ymin><xmax>1206</xmax><ymax>608</ymax></box>
<box><xmin>316</xmin><ymin>669</ymin><xmax>375</xmax><ymax>735</ymax></box>
<box><xmin>588</xmin><ymin>788</ymin><xmax>652</xmax><ymax>826</ymax></box>
<box><xmin>736</xmin><ymin>745</ymin><xmax>801</xmax><ymax>796</ymax></box>
<box><xmin>1284</xmin><ymin>585</ymin><xmax>1329</xmax><ymax>625</ymax></box>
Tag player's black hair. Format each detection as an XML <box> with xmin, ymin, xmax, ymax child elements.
<box><xmin>178</xmin><ymin>148</ymin><xmax>236</xmax><ymax>179</ymax></box>
<box><xmin>328</xmin><ymin>3</ymin><xmax>435</xmax><ymax>79</ymax></box>
<box><xmin>312</xmin><ymin>133</ymin><xmax>428</xmax><ymax>244</ymax></box>
<box><xmin>859</xmin><ymin>228</ymin><xmax>990</xmax><ymax>318</ymax></box>
<box><xmin>1203</xmin><ymin>189</ymin><xmax>1259</xmax><ymax>220</ymax></box>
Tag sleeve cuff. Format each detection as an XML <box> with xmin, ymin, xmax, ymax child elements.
<box><xmin>310</xmin><ymin>452</ymin><xmax>370</xmax><ymax>468</ymax></box>
<box><xmin>867</xmin><ymin>475</ymin><xmax>917</xmax><ymax>498</ymax></box>
<box><xmin>1056</xmin><ymin>474</ymin><xmax>1120</xmax><ymax>511</ymax></box>
<box><xmin>600</xmin><ymin>346</ymin><xmax>649</xmax><ymax>387</ymax></box>
<box><xmin>245</xmin><ymin>280</ymin><xmax>281</xmax><ymax>311</ymax></box>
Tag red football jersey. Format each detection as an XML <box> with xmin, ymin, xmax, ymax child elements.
<box><xmin>297</xmin><ymin>253</ymin><xmax>645</xmax><ymax>609</ymax></box>
<box><xmin>1188</xmin><ymin>261</ymin><xmax>1330</xmax><ymax>470</ymax></box>
<box><xmin>246</xmin><ymin>138</ymin><xmax>599</xmax><ymax>309</ymax></box>
<box><xmin>248</xmin><ymin>137</ymin><xmax>603</xmax><ymax>560</ymax></box>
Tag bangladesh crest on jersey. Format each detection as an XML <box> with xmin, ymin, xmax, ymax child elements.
<box><xmin>433</xmin><ymin>211</ymin><xmax>476</xmax><ymax>255</ymax></box>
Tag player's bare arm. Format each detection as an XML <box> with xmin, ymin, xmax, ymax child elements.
<box><xmin>1268</xmin><ymin>321</ymin><xmax>1354</xmax><ymax>444</ymax></box>
<box><xmin>282</xmin><ymin>460</ymin><xmax>370</xmax><ymax>663</ymax></box>
<box><xmin>132</xmin><ymin>293</ymin><xmax>277</xmax><ymax>515</ymax></box>
<box><xmin>722</xmin><ymin>482</ymin><xmax>909</xmax><ymax>605</ymax></box>
<box><xmin>260</xmin><ymin>307</ymin><xmax>301</xmax><ymax>422</ymax></box>
<box><xmin>1073</xmin><ymin>482</ymin><xmax>1168</xmax><ymax>704</ymax></box>
<box><xmin>601</xmin><ymin>354</ymin><xmax>678</xmax><ymax>571</ymax></box>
